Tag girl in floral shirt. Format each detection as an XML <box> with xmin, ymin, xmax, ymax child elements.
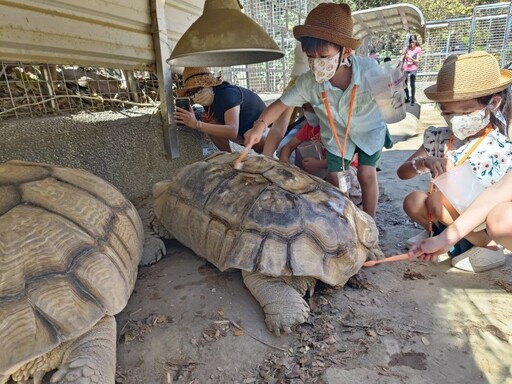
<box><xmin>397</xmin><ymin>51</ymin><xmax>512</xmax><ymax>272</ymax></box>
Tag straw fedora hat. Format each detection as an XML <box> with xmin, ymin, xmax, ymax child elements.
<box><xmin>176</xmin><ymin>67</ymin><xmax>222</xmax><ymax>97</ymax></box>
<box><xmin>293</xmin><ymin>3</ymin><xmax>361</xmax><ymax>50</ymax></box>
<box><xmin>424</xmin><ymin>51</ymin><xmax>512</xmax><ymax>102</ymax></box>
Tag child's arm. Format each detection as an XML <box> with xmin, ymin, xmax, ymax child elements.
<box><xmin>443</xmin><ymin>170</ymin><xmax>512</xmax><ymax>244</ymax></box>
<box><xmin>396</xmin><ymin>146</ymin><xmax>429</xmax><ymax>179</ymax></box>
<box><xmin>244</xmin><ymin>99</ymin><xmax>290</xmax><ymax>152</ymax></box>
<box><xmin>410</xmin><ymin>170</ymin><xmax>512</xmax><ymax>259</ymax></box>
<box><xmin>279</xmin><ymin>137</ymin><xmax>302</xmax><ymax>162</ymax></box>
<box><xmin>397</xmin><ymin>146</ymin><xmax>454</xmax><ymax>179</ymax></box>
<box><xmin>264</xmin><ymin>106</ymin><xmax>296</xmax><ymax>157</ymax></box>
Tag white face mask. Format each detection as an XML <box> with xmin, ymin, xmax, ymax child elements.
<box><xmin>308</xmin><ymin>50</ymin><xmax>341</xmax><ymax>84</ymax></box>
<box><xmin>192</xmin><ymin>87</ymin><xmax>214</xmax><ymax>106</ymax></box>
<box><xmin>304</xmin><ymin>111</ymin><xmax>320</xmax><ymax>127</ymax></box>
<box><xmin>443</xmin><ymin>107</ymin><xmax>490</xmax><ymax>140</ymax></box>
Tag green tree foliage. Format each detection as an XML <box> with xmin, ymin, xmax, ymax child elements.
<box><xmin>341</xmin><ymin>0</ymin><xmax>507</xmax><ymax>60</ymax></box>
<box><xmin>342</xmin><ymin>0</ymin><xmax>504</xmax><ymax>21</ymax></box>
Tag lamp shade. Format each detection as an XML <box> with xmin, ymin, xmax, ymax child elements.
<box><xmin>168</xmin><ymin>0</ymin><xmax>284</xmax><ymax>67</ymax></box>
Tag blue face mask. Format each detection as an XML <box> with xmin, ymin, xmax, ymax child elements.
<box><xmin>304</xmin><ymin>111</ymin><xmax>320</xmax><ymax>127</ymax></box>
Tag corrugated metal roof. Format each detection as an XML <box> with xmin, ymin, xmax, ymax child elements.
<box><xmin>0</xmin><ymin>0</ymin><xmax>203</xmax><ymax>70</ymax></box>
<box><xmin>1</xmin><ymin>1</ymin><xmax>426</xmax><ymax>69</ymax></box>
<box><xmin>353</xmin><ymin>3</ymin><xmax>426</xmax><ymax>41</ymax></box>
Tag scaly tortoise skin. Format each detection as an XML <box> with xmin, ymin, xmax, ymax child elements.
<box><xmin>153</xmin><ymin>152</ymin><xmax>382</xmax><ymax>335</ymax></box>
<box><xmin>0</xmin><ymin>160</ymin><xmax>144</xmax><ymax>384</ymax></box>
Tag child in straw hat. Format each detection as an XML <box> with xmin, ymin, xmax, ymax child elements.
<box><xmin>174</xmin><ymin>67</ymin><xmax>268</xmax><ymax>153</ymax></box>
<box><xmin>398</xmin><ymin>51</ymin><xmax>512</xmax><ymax>272</ymax></box>
<box><xmin>244</xmin><ymin>3</ymin><xmax>388</xmax><ymax>218</ymax></box>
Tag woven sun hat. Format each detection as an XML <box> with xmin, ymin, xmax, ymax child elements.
<box><xmin>293</xmin><ymin>3</ymin><xmax>361</xmax><ymax>50</ymax></box>
<box><xmin>424</xmin><ymin>51</ymin><xmax>512</xmax><ymax>102</ymax></box>
<box><xmin>176</xmin><ymin>67</ymin><xmax>222</xmax><ymax>97</ymax></box>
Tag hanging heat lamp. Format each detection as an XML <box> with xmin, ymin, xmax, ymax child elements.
<box><xmin>168</xmin><ymin>0</ymin><xmax>284</xmax><ymax>67</ymax></box>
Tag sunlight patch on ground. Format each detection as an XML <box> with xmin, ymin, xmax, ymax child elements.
<box><xmin>436</xmin><ymin>287</ymin><xmax>512</xmax><ymax>384</ymax></box>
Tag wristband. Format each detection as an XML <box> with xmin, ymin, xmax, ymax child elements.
<box><xmin>411</xmin><ymin>156</ymin><xmax>428</xmax><ymax>175</ymax></box>
<box><xmin>196</xmin><ymin>120</ymin><xmax>202</xmax><ymax>131</ymax></box>
<box><xmin>253</xmin><ymin>119</ymin><xmax>267</xmax><ymax>127</ymax></box>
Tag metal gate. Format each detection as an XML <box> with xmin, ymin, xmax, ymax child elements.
<box><xmin>419</xmin><ymin>2</ymin><xmax>512</xmax><ymax>80</ymax></box>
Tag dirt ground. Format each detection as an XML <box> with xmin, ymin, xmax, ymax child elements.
<box><xmin>116</xmin><ymin>103</ymin><xmax>512</xmax><ymax>384</ymax></box>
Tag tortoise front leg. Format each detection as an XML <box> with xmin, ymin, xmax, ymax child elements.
<box><xmin>50</xmin><ymin>315</ymin><xmax>116</xmax><ymax>384</ymax></box>
<box><xmin>242</xmin><ymin>271</ymin><xmax>314</xmax><ymax>336</ymax></box>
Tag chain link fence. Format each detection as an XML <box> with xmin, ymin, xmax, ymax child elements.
<box><xmin>419</xmin><ymin>2</ymin><xmax>512</xmax><ymax>81</ymax></box>
<box><xmin>1</xmin><ymin>1</ymin><xmax>511</xmax><ymax>119</ymax></box>
<box><xmin>211</xmin><ymin>0</ymin><xmax>330</xmax><ymax>94</ymax></box>
<box><xmin>0</xmin><ymin>63</ymin><xmax>161</xmax><ymax>119</ymax></box>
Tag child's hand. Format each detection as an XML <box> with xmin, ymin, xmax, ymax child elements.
<box><xmin>243</xmin><ymin>126</ymin><xmax>265</xmax><ymax>151</ymax></box>
<box><xmin>302</xmin><ymin>157</ymin><xmax>323</xmax><ymax>173</ymax></box>
<box><xmin>424</xmin><ymin>156</ymin><xmax>454</xmax><ymax>178</ymax></box>
<box><xmin>408</xmin><ymin>232</ymin><xmax>451</xmax><ymax>262</ymax></box>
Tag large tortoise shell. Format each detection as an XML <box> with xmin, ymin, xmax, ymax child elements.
<box><xmin>0</xmin><ymin>161</ymin><xmax>143</xmax><ymax>376</ymax></box>
<box><xmin>154</xmin><ymin>152</ymin><xmax>381</xmax><ymax>286</ymax></box>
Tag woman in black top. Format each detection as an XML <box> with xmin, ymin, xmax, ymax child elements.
<box><xmin>175</xmin><ymin>67</ymin><xmax>268</xmax><ymax>153</ymax></box>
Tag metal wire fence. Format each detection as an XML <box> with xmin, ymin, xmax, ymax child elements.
<box><xmin>0</xmin><ymin>63</ymin><xmax>161</xmax><ymax>119</ymax></box>
<box><xmin>1</xmin><ymin>1</ymin><xmax>511</xmax><ymax>120</ymax></box>
<box><xmin>419</xmin><ymin>2</ymin><xmax>512</xmax><ymax>81</ymax></box>
<box><xmin>211</xmin><ymin>0</ymin><xmax>330</xmax><ymax>93</ymax></box>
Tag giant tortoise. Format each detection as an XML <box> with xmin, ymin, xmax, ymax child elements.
<box><xmin>0</xmin><ymin>161</ymin><xmax>163</xmax><ymax>383</ymax></box>
<box><xmin>152</xmin><ymin>152</ymin><xmax>383</xmax><ymax>335</ymax></box>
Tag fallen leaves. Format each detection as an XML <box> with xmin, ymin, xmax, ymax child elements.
<box><xmin>251</xmin><ymin>295</ymin><xmax>380</xmax><ymax>383</ymax></box>
<box><xmin>163</xmin><ymin>359</ymin><xmax>201</xmax><ymax>383</ymax></box>
<box><xmin>403</xmin><ymin>268</ymin><xmax>428</xmax><ymax>280</ymax></box>
<box><xmin>191</xmin><ymin>321</ymin><xmax>230</xmax><ymax>346</ymax></box>
<box><xmin>484</xmin><ymin>324</ymin><xmax>508</xmax><ymax>342</ymax></box>
<box><xmin>346</xmin><ymin>271</ymin><xmax>372</xmax><ymax>289</ymax></box>
<box><xmin>495</xmin><ymin>280</ymin><xmax>512</xmax><ymax>293</ymax></box>
<box><xmin>118</xmin><ymin>313</ymin><xmax>173</xmax><ymax>344</ymax></box>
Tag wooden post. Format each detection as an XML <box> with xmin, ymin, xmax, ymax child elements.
<box><xmin>124</xmin><ymin>70</ymin><xmax>140</xmax><ymax>103</ymax></box>
<box><xmin>150</xmin><ymin>0</ymin><xmax>179</xmax><ymax>159</ymax></box>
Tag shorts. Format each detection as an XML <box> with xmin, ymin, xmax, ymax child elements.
<box><xmin>326</xmin><ymin>147</ymin><xmax>382</xmax><ymax>172</ymax></box>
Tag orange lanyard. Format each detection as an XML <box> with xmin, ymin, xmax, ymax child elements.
<box><xmin>446</xmin><ymin>124</ymin><xmax>494</xmax><ymax>166</ymax></box>
<box><xmin>321</xmin><ymin>85</ymin><xmax>357</xmax><ymax>171</ymax></box>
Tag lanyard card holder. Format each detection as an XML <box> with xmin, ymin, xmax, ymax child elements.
<box><xmin>337</xmin><ymin>170</ymin><xmax>352</xmax><ymax>194</ymax></box>
<box><xmin>321</xmin><ymin>84</ymin><xmax>358</xmax><ymax>195</ymax></box>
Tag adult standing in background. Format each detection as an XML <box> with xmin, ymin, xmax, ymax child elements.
<box><xmin>402</xmin><ymin>35</ymin><xmax>422</xmax><ymax>105</ymax></box>
<box><xmin>369</xmin><ymin>48</ymin><xmax>380</xmax><ymax>63</ymax></box>
<box><xmin>174</xmin><ymin>67</ymin><xmax>268</xmax><ymax>153</ymax></box>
